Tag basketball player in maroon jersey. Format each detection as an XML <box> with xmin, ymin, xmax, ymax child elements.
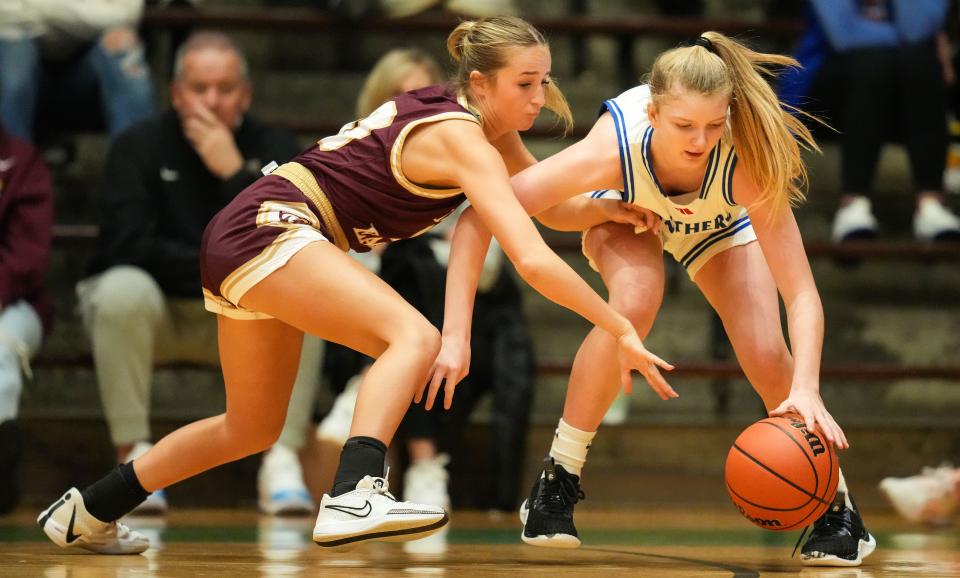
<box><xmin>37</xmin><ymin>16</ymin><xmax>668</xmax><ymax>553</ymax></box>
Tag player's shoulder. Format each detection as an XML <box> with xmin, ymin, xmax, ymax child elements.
<box><xmin>605</xmin><ymin>84</ymin><xmax>651</xmax><ymax>109</ymax></box>
<box><xmin>396</xmin><ymin>84</ymin><xmax>473</xmax><ymax>118</ymax></box>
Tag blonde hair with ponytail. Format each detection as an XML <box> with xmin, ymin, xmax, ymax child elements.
<box><xmin>648</xmin><ymin>32</ymin><xmax>820</xmax><ymax>211</ymax></box>
<box><xmin>446</xmin><ymin>16</ymin><xmax>573</xmax><ymax>134</ymax></box>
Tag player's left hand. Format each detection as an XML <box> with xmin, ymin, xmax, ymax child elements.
<box><xmin>769</xmin><ymin>389</ymin><xmax>849</xmax><ymax>450</ymax></box>
<box><xmin>597</xmin><ymin>200</ymin><xmax>660</xmax><ymax>233</ymax></box>
<box><xmin>418</xmin><ymin>336</ymin><xmax>471</xmax><ymax>411</ymax></box>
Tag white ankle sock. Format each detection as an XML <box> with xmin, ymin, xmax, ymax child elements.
<box><xmin>837</xmin><ymin>469</ymin><xmax>854</xmax><ymax>509</ymax></box>
<box><xmin>548</xmin><ymin>418</ymin><xmax>595</xmax><ymax>477</ymax></box>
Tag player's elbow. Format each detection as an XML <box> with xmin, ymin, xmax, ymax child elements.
<box><xmin>511</xmin><ymin>248</ymin><xmax>553</xmax><ymax>287</ymax></box>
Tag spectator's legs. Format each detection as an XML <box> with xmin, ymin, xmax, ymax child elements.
<box><xmin>0</xmin><ymin>301</ymin><xmax>42</xmax><ymax>423</ymax></box>
<box><xmin>86</xmin><ymin>27</ymin><xmax>155</xmax><ymax>139</ymax></box>
<box><xmin>898</xmin><ymin>41</ymin><xmax>948</xmax><ymax>195</ymax></box>
<box><xmin>77</xmin><ymin>266</ymin><xmax>166</xmax><ymax>461</ymax></box>
<box><xmin>0</xmin><ymin>36</ymin><xmax>41</xmax><ymax>143</ymax></box>
<box><xmin>897</xmin><ymin>41</ymin><xmax>960</xmax><ymax>240</ymax></box>
<box><xmin>0</xmin><ymin>301</ymin><xmax>43</xmax><ymax>514</ymax></box>
<box><xmin>487</xmin><ymin>307</ymin><xmax>534</xmax><ymax>511</ymax></box>
<box><xmin>841</xmin><ymin>48</ymin><xmax>896</xmax><ymax>199</ymax></box>
<box><xmin>831</xmin><ymin>48</ymin><xmax>894</xmax><ymax>241</ymax></box>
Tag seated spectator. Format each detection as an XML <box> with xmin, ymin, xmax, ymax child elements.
<box><xmin>0</xmin><ymin>0</ymin><xmax>154</xmax><ymax>144</ymax></box>
<box><xmin>0</xmin><ymin>121</ymin><xmax>54</xmax><ymax>514</ymax></box>
<box><xmin>780</xmin><ymin>0</ymin><xmax>960</xmax><ymax>242</ymax></box>
<box><xmin>77</xmin><ymin>31</ymin><xmax>322</xmax><ymax>516</ymax></box>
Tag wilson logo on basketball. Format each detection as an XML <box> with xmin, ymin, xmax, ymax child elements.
<box><xmin>736</xmin><ymin>504</ymin><xmax>782</xmax><ymax>528</ymax></box>
<box><xmin>787</xmin><ymin>417</ymin><xmax>827</xmax><ymax>457</ymax></box>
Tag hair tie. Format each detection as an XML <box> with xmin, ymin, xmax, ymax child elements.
<box><xmin>681</xmin><ymin>36</ymin><xmax>718</xmax><ymax>55</ymax></box>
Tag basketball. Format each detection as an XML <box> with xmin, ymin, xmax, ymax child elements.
<box><xmin>725</xmin><ymin>415</ymin><xmax>839</xmax><ymax>531</ymax></box>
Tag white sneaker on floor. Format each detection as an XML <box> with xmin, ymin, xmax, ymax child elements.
<box><xmin>913</xmin><ymin>198</ymin><xmax>960</xmax><ymax>241</ymax></box>
<box><xmin>37</xmin><ymin>488</ymin><xmax>150</xmax><ymax>554</ymax></box>
<box><xmin>879</xmin><ymin>464</ymin><xmax>958</xmax><ymax>525</ymax></box>
<box><xmin>402</xmin><ymin>455</ymin><xmax>451</xmax><ymax>554</ymax></box>
<box><xmin>124</xmin><ymin>442</ymin><xmax>167</xmax><ymax>515</ymax></box>
<box><xmin>317</xmin><ymin>376</ymin><xmax>360</xmax><ymax>445</ymax></box>
<box><xmin>831</xmin><ymin>197</ymin><xmax>878</xmax><ymax>242</ymax></box>
<box><xmin>313</xmin><ymin>475</ymin><xmax>447</xmax><ymax>548</ymax></box>
<box><xmin>258</xmin><ymin>444</ymin><xmax>315</xmax><ymax>516</ymax></box>
<box><xmin>403</xmin><ymin>454</ymin><xmax>451</xmax><ymax>509</ymax></box>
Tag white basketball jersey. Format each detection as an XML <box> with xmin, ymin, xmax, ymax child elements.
<box><xmin>587</xmin><ymin>85</ymin><xmax>756</xmax><ymax>278</ymax></box>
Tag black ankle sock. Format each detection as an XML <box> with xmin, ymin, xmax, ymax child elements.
<box><xmin>81</xmin><ymin>462</ymin><xmax>150</xmax><ymax>522</ymax></box>
<box><xmin>331</xmin><ymin>436</ymin><xmax>387</xmax><ymax>497</ymax></box>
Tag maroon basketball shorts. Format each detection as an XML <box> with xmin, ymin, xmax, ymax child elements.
<box><xmin>200</xmin><ymin>170</ymin><xmax>338</xmax><ymax>320</ymax></box>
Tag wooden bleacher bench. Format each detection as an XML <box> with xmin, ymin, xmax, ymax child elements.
<box><xmin>54</xmin><ymin>224</ymin><xmax>960</xmax><ymax>261</ymax></box>
<box><xmin>141</xmin><ymin>6</ymin><xmax>804</xmax><ymax>90</ymax></box>
<box><xmin>141</xmin><ymin>7</ymin><xmax>804</xmax><ymax>38</ymax></box>
<box><xmin>33</xmin><ymin>352</ymin><xmax>960</xmax><ymax>381</ymax></box>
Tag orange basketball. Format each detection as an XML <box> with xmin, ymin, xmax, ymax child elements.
<box><xmin>724</xmin><ymin>415</ymin><xmax>839</xmax><ymax>531</ymax></box>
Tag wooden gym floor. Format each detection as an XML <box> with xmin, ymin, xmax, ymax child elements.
<box><xmin>1</xmin><ymin>507</ymin><xmax>958</xmax><ymax>577</ymax></box>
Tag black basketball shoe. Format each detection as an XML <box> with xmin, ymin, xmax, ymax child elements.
<box><xmin>801</xmin><ymin>491</ymin><xmax>877</xmax><ymax>566</ymax></box>
<box><xmin>519</xmin><ymin>457</ymin><xmax>584</xmax><ymax>548</ymax></box>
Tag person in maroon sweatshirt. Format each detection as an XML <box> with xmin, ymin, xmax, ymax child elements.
<box><xmin>0</xmin><ymin>122</ymin><xmax>54</xmax><ymax>514</ymax></box>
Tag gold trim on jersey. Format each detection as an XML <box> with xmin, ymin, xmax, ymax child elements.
<box><xmin>203</xmin><ymin>288</ymin><xmax>272</xmax><ymax>320</ymax></box>
<box><xmin>390</xmin><ymin>111</ymin><xmax>480</xmax><ymax>199</ymax></box>
<box><xmin>456</xmin><ymin>91</ymin><xmax>483</xmax><ymax>124</ymax></box>
<box><xmin>271</xmin><ymin>162</ymin><xmax>350</xmax><ymax>251</ymax></box>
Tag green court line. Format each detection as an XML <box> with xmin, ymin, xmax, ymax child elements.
<box><xmin>3</xmin><ymin>525</ymin><xmax>957</xmax><ymax>550</ymax></box>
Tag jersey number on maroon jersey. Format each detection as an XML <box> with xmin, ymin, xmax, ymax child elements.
<box><xmin>318</xmin><ymin>101</ymin><xmax>398</xmax><ymax>151</ymax></box>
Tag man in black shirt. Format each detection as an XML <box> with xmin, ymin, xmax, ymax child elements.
<box><xmin>77</xmin><ymin>31</ymin><xmax>322</xmax><ymax>516</ymax></box>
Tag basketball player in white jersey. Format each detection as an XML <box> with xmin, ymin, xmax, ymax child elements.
<box><xmin>431</xmin><ymin>32</ymin><xmax>876</xmax><ymax>567</ymax></box>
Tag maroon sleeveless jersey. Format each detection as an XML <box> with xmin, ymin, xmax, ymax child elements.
<box><xmin>295</xmin><ymin>85</ymin><xmax>479</xmax><ymax>252</ymax></box>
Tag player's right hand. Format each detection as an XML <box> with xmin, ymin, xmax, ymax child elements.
<box><xmin>418</xmin><ymin>336</ymin><xmax>471</xmax><ymax>411</ymax></box>
<box><xmin>615</xmin><ymin>330</ymin><xmax>677</xmax><ymax>400</ymax></box>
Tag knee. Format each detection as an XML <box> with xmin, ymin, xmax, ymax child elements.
<box><xmin>739</xmin><ymin>340</ymin><xmax>792</xmax><ymax>384</ymax></box>
<box><xmin>394</xmin><ymin>318</ymin><xmax>441</xmax><ymax>363</ymax></box>
<box><xmin>609</xmin><ymin>281</ymin><xmax>662</xmax><ymax>336</ymax></box>
<box><xmin>95</xmin><ymin>27</ymin><xmax>150</xmax><ymax>78</ymax></box>
<box><xmin>230</xmin><ymin>417</ymin><xmax>283</xmax><ymax>456</ymax></box>
<box><xmin>82</xmin><ymin>266</ymin><xmax>164</xmax><ymax>323</ymax></box>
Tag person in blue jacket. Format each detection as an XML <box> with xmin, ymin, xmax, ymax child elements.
<box><xmin>780</xmin><ymin>0</ymin><xmax>959</xmax><ymax>243</ymax></box>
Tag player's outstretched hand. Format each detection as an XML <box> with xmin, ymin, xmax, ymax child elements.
<box><xmin>418</xmin><ymin>336</ymin><xmax>471</xmax><ymax>411</ymax></box>
<box><xmin>769</xmin><ymin>389</ymin><xmax>849</xmax><ymax>450</ymax></box>
<box><xmin>615</xmin><ymin>330</ymin><xmax>677</xmax><ymax>400</ymax></box>
<box><xmin>598</xmin><ymin>200</ymin><xmax>660</xmax><ymax>234</ymax></box>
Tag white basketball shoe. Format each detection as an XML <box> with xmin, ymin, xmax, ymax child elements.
<box><xmin>258</xmin><ymin>444</ymin><xmax>315</xmax><ymax>516</ymax></box>
<box><xmin>37</xmin><ymin>488</ymin><xmax>150</xmax><ymax>554</ymax></box>
<box><xmin>312</xmin><ymin>475</ymin><xmax>447</xmax><ymax>548</ymax></box>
